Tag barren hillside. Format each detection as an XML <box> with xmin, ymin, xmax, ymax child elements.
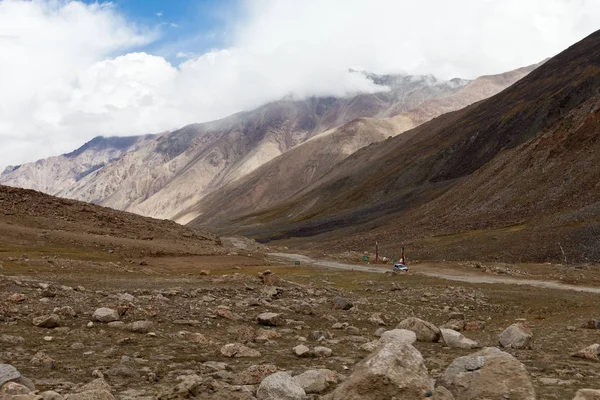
<box><xmin>185</xmin><ymin>64</ymin><xmax>538</xmax><ymax>228</ymax></box>
<box><xmin>201</xmin><ymin>30</ymin><xmax>600</xmax><ymax>263</ymax></box>
<box><xmin>0</xmin><ymin>73</ymin><xmax>469</xmax><ymax>221</ymax></box>
<box><xmin>0</xmin><ymin>185</ymin><xmax>224</xmax><ymax>258</ymax></box>
<box><xmin>0</xmin><ymin>135</ymin><xmax>154</xmax><ymax>195</ymax></box>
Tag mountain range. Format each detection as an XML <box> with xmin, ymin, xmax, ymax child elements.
<box><xmin>193</xmin><ymin>30</ymin><xmax>600</xmax><ymax>263</ymax></box>
<box><xmin>4</xmin><ymin>29</ymin><xmax>600</xmax><ymax>264</ymax></box>
<box><xmin>1</xmin><ymin>68</ymin><xmax>534</xmax><ymax>224</ymax></box>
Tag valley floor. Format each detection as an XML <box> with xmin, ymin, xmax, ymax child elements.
<box><xmin>1</xmin><ymin>243</ymin><xmax>600</xmax><ymax>399</ymax></box>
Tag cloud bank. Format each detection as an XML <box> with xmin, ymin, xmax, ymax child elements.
<box><xmin>1</xmin><ymin>0</ymin><xmax>599</xmax><ymax>167</ymax></box>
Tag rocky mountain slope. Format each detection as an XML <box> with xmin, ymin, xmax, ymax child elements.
<box><xmin>198</xmin><ymin>30</ymin><xmax>600</xmax><ymax>263</ymax></box>
<box><xmin>0</xmin><ymin>185</ymin><xmax>224</xmax><ymax>258</ymax></box>
<box><xmin>0</xmin><ymin>73</ymin><xmax>467</xmax><ymax>220</ymax></box>
<box><xmin>184</xmin><ymin>64</ymin><xmax>538</xmax><ymax>228</ymax></box>
<box><xmin>1</xmin><ymin>71</ymin><xmax>521</xmax><ymax>223</ymax></box>
<box><xmin>0</xmin><ymin>135</ymin><xmax>154</xmax><ymax>195</ymax></box>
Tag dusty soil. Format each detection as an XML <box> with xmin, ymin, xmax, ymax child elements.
<box><xmin>2</xmin><ymin>245</ymin><xmax>600</xmax><ymax>399</ymax></box>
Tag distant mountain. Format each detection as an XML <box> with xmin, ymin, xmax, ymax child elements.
<box><xmin>0</xmin><ymin>135</ymin><xmax>154</xmax><ymax>195</ymax></box>
<box><xmin>0</xmin><ymin>185</ymin><xmax>223</xmax><ymax>258</ymax></box>
<box><xmin>1</xmin><ymin>72</ymin><xmax>473</xmax><ymax>219</ymax></box>
<box><xmin>185</xmin><ymin>63</ymin><xmax>538</xmax><ymax>229</ymax></box>
<box><xmin>202</xmin><ymin>30</ymin><xmax>600</xmax><ymax>263</ymax></box>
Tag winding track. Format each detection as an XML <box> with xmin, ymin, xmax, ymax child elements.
<box><xmin>269</xmin><ymin>252</ymin><xmax>600</xmax><ymax>294</ymax></box>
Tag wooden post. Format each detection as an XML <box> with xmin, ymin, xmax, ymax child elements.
<box><xmin>375</xmin><ymin>241</ymin><xmax>379</xmax><ymax>264</ymax></box>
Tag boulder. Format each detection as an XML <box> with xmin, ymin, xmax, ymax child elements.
<box><xmin>294</xmin><ymin>302</ymin><xmax>314</xmax><ymax>315</ymax></box>
<box><xmin>573</xmin><ymin>389</ymin><xmax>600</xmax><ymax>399</ymax></box>
<box><xmin>333</xmin><ymin>296</ymin><xmax>353</xmax><ymax>310</ymax></box>
<box><xmin>346</xmin><ymin>326</ymin><xmax>360</xmax><ymax>335</ymax></box>
<box><xmin>440</xmin><ymin>329</ymin><xmax>480</xmax><ymax>349</ymax></box>
<box><xmin>309</xmin><ymin>330</ymin><xmax>332</xmax><ymax>341</ymax></box>
<box><xmin>0</xmin><ymin>364</ymin><xmax>35</xmax><ymax>392</ymax></box>
<box><xmin>293</xmin><ymin>344</ymin><xmax>312</xmax><ymax>357</ymax></box>
<box><xmin>396</xmin><ymin>317</ymin><xmax>441</xmax><ymax>342</ymax></box>
<box><xmin>380</xmin><ymin>329</ymin><xmax>417</xmax><ymax>345</ymax></box>
<box><xmin>499</xmin><ymin>323</ymin><xmax>533</xmax><ymax>349</ymax></box>
<box><xmin>8</xmin><ymin>293</ymin><xmax>26</xmax><ymax>303</ymax></box>
<box><xmin>0</xmin><ymin>364</ymin><xmax>25</xmax><ymax>388</ymax></box>
<box><xmin>261</xmin><ymin>286</ymin><xmax>282</xmax><ymax>298</ymax></box>
<box><xmin>107</xmin><ymin>321</ymin><xmax>126</xmax><ymax>329</ymax></box>
<box><xmin>215</xmin><ymin>307</ymin><xmax>237</xmax><ymax>320</ymax></box>
<box><xmin>255</xmin><ymin>328</ymin><xmax>281</xmax><ymax>343</ymax></box>
<box><xmin>441</xmin><ymin>319</ymin><xmax>465</xmax><ymax>331</ymax></box>
<box><xmin>360</xmin><ymin>340</ymin><xmax>379</xmax><ymax>352</ymax></box>
<box><xmin>259</xmin><ymin>270</ymin><xmax>283</xmax><ymax>286</ymax></box>
<box><xmin>572</xmin><ymin>344</ymin><xmax>600</xmax><ymax>361</ymax></box>
<box><xmin>30</xmin><ymin>351</ymin><xmax>55</xmax><ymax>369</ymax></box>
<box><xmin>117</xmin><ymin>293</ymin><xmax>135</xmax><ymax>302</ymax></box>
<box><xmin>32</xmin><ymin>314</ymin><xmax>61</xmax><ymax>329</ymax></box>
<box><xmin>325</xmin><ymin>341</ymin><xmax>433</xmax><ymax>399</ymax></box>
<box><xmin>368</xmin><ymin>313</ymin><xmax>386</xmax><ymax>326</ymax></box>
<box><xmin>438</xmin><ymin>347</ymin><xmax>535</xmax><ymax>400</ymax></box>
<box><xmin>374</xmin><ymin>328</ymin><xmax>386</xmax><ymax>337</ymax></box>
<box><xmin>1</xmin><ymin>381</ymin><xmax>31</xmax><ymax>396</ymax></box>
<box><xmin>256</xmin><ymin>372</ymin><xmax>306</xmax><ymax>400</ymax></box>
<box><xmin>92</xmin><ymin>308</ymin><xmax>119</xmax><ymax>323</ymax></box>
<box><xmin>220</xmin><ymin>343</ymin><xmax>261</xmax><ymax>358</ymax></box>
<box><xmin>313</xmin><ymin>346</ymin><xmax>332</xmax><ymax>358</ymax></box>
<box><xmin>257</xmin><ymin>312</ymin><xmax>283</xmax><ymax>326</ymax></box>
<box><xmin>294</xmin><ymin>370</ymin><xmax>329</xmax><ymax>393</ymax></box>
<box><xmin>53</xmin><ymin>306</ymin><xmax>76</xmax><ymax>318</ymax></box>
<box><xmin>129</xmin><ymin>320</ymin><xmax>153</xmax><ymax>334</ymax></box>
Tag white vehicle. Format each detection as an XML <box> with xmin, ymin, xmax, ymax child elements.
<box><xmin>393</xmin><ymin>263</ymin><xmax>408</xmax><ymax>272</ymax></box>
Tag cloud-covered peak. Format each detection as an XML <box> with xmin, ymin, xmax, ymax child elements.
<box><xmin>1</xmin><ymin>0</ymin><xmax>599</xmax><ymax>168</ymax></box>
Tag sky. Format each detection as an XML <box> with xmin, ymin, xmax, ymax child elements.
<box><xmin>0</xmin><ymin>0</ymin><xmax>599</xmax><ymax>169</ymax></box>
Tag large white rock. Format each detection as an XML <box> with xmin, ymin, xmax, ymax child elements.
<box><xmin>257</xmin><ymin>372</ymin><xmax>306</xmax><ymax>400</ymax></box>
<box><xmin>293</xmin><ymin>370</ymin><xmax>328</xmax><ymax>393</ymax></box>
<box><xmin>92</xmin><ymin>308</ymin><xmax>119</xmax><ymax>323</ymax></box>
<box><xmin>498</xmin><ymin>323</ymin><xmax>533</xmax><ymax>349</ymax></box>
<box><xmin>439</xmin><ymin>347</ymin><xmax>535</xmax><ymax>400</ymax></box>
<box><xmin>325</xmin><ymin>341</ymin><xmax>433</xmax><ymax>399</ymax></box>
<box><xmin>440</xmin><ymin>328</ymin><xmax>480</xmax><ymax>349</ymax></box>
<box><xmin>380</xmin><ymin>329</ymin><xmax>417</xmax><ymax>345</ymax></box>
<box><xmin>396</xmin><ymin>317</ymin><xmax>441</xmax><ymax>342</ymax></box>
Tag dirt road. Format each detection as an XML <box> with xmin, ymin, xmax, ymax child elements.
<box><xmin>269</xmin><ymin>252</ymin><xmax>600</xmax><ymax>294</ymax></box>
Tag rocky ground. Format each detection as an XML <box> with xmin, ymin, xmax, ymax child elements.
<box><xmin>2</xmin><ymin>250</ymin><xmax>600</xmax><ymax>399</ymax></box>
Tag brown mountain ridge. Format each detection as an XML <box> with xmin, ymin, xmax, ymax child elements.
<box><xmin>184</xmin><ymin>64</ymin><xmax>538</xmax><ymax>228</ymax></box>
<box><xmin>190</xmin><ymin>30</ymin><xmax>600</xmax><ymax>263</ymax></box>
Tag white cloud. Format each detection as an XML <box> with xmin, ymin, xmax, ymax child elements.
<box><xmin>156</xmin><ymin>11</ymin><xmax>163</xmax><ymax>17</ymax></box>
<box><xmin>1</xmin><ymin>0</ymin><xmax>599</xmax><ymax>169</ymax></box>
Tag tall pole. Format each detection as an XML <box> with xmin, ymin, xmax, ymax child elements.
<box><xmin>375</xmin><ymin>241</ymin><xmax>379</xmax><ymax>264</ymax></box>
<box><xmin>401</xmin><ymin>247</ymin><xmax>405</xmax><ymax>264</ymax></box>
